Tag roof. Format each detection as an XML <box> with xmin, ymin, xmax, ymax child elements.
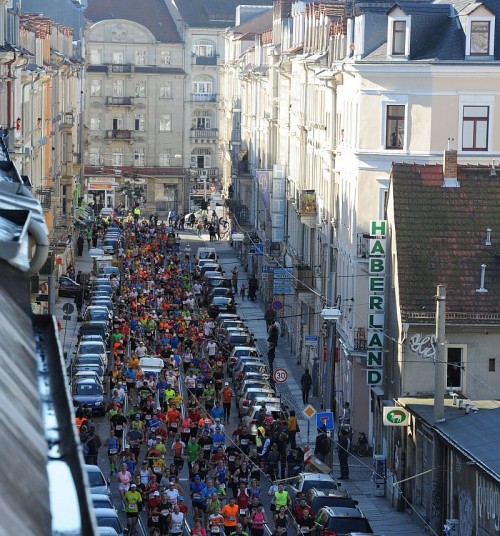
<box><xmin>84</xmin><ymin>0</ymin><xmax>181</xmax><ymax>43</ymax></box>
<box><xmin>232</xmin><ymin>9</ymin><xmax>273</xmax><ymax>39</ymax></box>
<box><xmin>174</xmin><ymin>0</ymin><xmax>273</xmax><ymax>28</ymax></box>
<box><xmin>399</xmin><ymin>397</ymin><xmax>500</xmax><ymax>481</ymax></box>
<box><xmin>391</xmin><ymin>161</ymin><xmax>500</xmax><ymax>323</ymax></box>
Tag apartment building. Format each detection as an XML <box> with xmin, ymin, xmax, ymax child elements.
<box><xmin>83</xmin><ymin>0</ymin><xmax>185</xmax><ymax>216</ymax></box>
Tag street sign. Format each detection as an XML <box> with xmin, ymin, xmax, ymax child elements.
<box><xmin>304</xmin><ymin>335</ymin><xmax>318</xmax><ymax>347</ymax></box>
<box><xmin>272</xmin><ymin>300</ymin><xmax>283</xmax><ymax>312</ymax></box>
<box><xmin>383</xmin><ymin>407</ymin><xmax>409</xmax><ymax>426</ymax></box>
<box><xmin>232</xmin><ymin>233</ymin><xmax>244</xmax><ymax>242</ymax></box>
<box><xmin>303</xmin><ymin>404</ymin><xmax>317</xmax><ymax>419</ymax></box>
<box><xmin>63</xmin><ymin>315</ymin><xmax>72</xmax><ymax>321</ymax></box>
<box><xmin>316</xmin><ymin>412</ymin><xmax>335</xmax><ymax>431</ymax></box>
<box><xmin>62</xmin><ymin>302</ymin><xmax>75</xmax><ymax>315</ymax></box>
<box><xmin>273</xmin><ymin>368</ymin><xmax>288</xmax><ymax>383</ymax></box>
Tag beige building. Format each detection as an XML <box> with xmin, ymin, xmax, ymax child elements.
<box><xmin>83</xmin><ymin>0</ymin><xmax>185</xmax><ymax>217</ymax></box>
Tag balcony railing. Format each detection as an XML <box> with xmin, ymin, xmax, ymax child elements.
<box><xmin>190</xmin><ymin>128</ymin><xmax>219</xmax><ymax>140</ymax></box>
<box><xmin>106</xmin><ymin>96</ymin><xmax>133</xmax><ymax>106</ymax></box>
<box><xmin>191</xmin><ymin>93</ymin><xmax>217</xmax><ymax>102</ymax></box>
<box><xmin>189</xmin><ymin>167</ymin><xmax>219</xmax><ymax>178</ymax></box>
<box><xmin>35</xmin><ymin>188</ymin><xmax>52</xmax><ymax>210</ymax></box>
<box><xmin>108</xmin><ymin>64</ymin><xmax>132</xmax><ymax>73</ymax></box>
<box><xmin>105</xmin><ymin>130</ymin><xmax>134</xmax><ymax>141</ymax></box>
<box><xmin>192</xmin><ymin>55</ymin><xmax>218</xmax><ymax>66</ymax></box>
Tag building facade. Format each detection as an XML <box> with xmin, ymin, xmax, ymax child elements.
<box><xmin>83</xmin><ymin>0</ymin><xmax>185</xmax><ymax>217</ymax></box>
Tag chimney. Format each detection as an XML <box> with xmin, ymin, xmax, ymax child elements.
<box><xmin>443</xmin><ymin>148</ymin><xmax>460</xmax><ymax>187</ymax></box>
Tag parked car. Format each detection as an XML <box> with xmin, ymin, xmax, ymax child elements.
<box><xmin>72</xmin><ymin>379</ymin><xmax>105</xmax><ymax>415</ymax></box>
<box><xmin>73</xmin><ymin>363</ymin><xmax>105</xmax><ymax>383</ymax></box>
<box><xmin>75</xmin><ymin>353</ymin><xmax>107</xmax><ymax>369</ymax></box>
<box><xmin>73</xmin><ymin>370</ymin><xmax>103</xmax><ymax>386</ymax></box>
<box><xmin>91</xmin><ymin>494</ymin><xmax>115</xmax><ymax>510</ymax></box>
<box><xmin>83</xmin><ymin>306</ymin><xmax>112</xmax><ymax>324</ymax></box>
<box><xmin>205</xmin><ymin>276</ymin><xmax>232</xmax><ymax>289</ymax></box>
<box><xmin>208</xmin><ymin>296</ymin><xmax>237</xmax><ymax>317</ymax></box>
<box><xmin>314</xmin><ymin>506</ymin><xmax>374</xmax><ymax>536</ymax></box>
<box><xmin>84</xmin><ymin>464</ymin><xmax>110</xmax><ymax>495</ymax></box>
<box><xmin>76</xmin><ymin>340</ymin><xmax>108</xmax><ymax>364</ymax></box>
<box><xmin>200</xmin><ymin>263</ymin><xmax>223</xmax><ymax>274</ymax></box>
<box><xmin>240</xmin><ymin>396</ymin><xmax>282</xmax><ymax>417</ymax></box>
<box><xmin>222</xmin><ymin>330</ymin><xmax>254</xmax><ymax>354</ymax></box>
<box><xmin>102</xmin><ymin>238</ymin><xmax>119</xmax><ymax>254</ymax></box>
<box><xmin>236</xmin><ymin>378</ymin><xmax>274</xmax><ymax>398</ymax></box>
<box><xmin>306</xmin><ymin>489</ymin><xmax>359</xmax><ymax>514</ymax></box>
<box><xmin>94</xmin><ymin>508</ymin><xmax>125</xmax><ymax>536</ymax></box>
<box><xmin>99</xmin><ymin>207</ymin><xmax>115</xmax><ymax>218</ymax></box>
<box><xmin>58</xmin><ymin>276</ymin><xmax>83</xmax><ymax>298</ymax></box>
<box><xmin>288</xmin><ymin>473</ymin><xmax>340</xmax><ymax>501</ymax></box>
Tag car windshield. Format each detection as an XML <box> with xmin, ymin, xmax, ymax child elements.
<box><xmin>93</xmin><ymin>499</ymin><xmax>111</xmax><ymax>509</ymax></box>
<box><xmin>79</xmin><ymin>344</ymin><xmax>104</xmax><ymax>353</ymax></box>
<box><xmin>97</xmin><ymin>517</ymin><xmax>121</xmax><ymax>532</ymax></box>
<box><xmin>88</xmin><ymin>471</ymin><xmax>105</xmax><ymax>487</ymax></box>
<box><xmin>314</xmin><ymin>497</ymin><xmax>358</xmax><ymax>509</ymax></box>
<box><xmin>328</xmin><ymin>518</ymin><xmax>372</xmax><ymax>533</ymax></box>
<box><xmin>231</xmin><ymin>335</ymin><xmax>250</xmax><ymax>343</ymax></box>
<box><xmin>303</xmin><ymin>481</ymin><xmax>336</xmax><ymax>493</ymax></box>
<box><xmin>75</xmin><ymin>384</ymin><xmax>102</xmax><ymax>395</ymax></box>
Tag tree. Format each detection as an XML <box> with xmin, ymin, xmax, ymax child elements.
<box><xmin>117</xmin><ymin>174</ymin><xmax>146</xmax><ymax>210</ymax></box>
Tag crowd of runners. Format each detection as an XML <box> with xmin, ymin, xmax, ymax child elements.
<box><xmin>75</xmin><ymin>217</ymin><xmax>316</xmax><ymax>536</ymax></box>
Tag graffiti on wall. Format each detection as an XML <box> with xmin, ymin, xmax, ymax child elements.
<box><xmin>409</xmin><ymin>333</ymin><xmax>437</xmax><ymax>360</ymax></box>
<box><xmin>478</xmin><ymin>475</ymin><xmax>500</xmax><ymax>534</ymax></box>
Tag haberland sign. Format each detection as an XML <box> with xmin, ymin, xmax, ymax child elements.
<box><xmin>367</xmin><ymin>220</ymin><xmax>386</xmax><ymax>386</ymax></box>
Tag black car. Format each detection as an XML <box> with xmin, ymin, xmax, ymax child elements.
<box><xmin>306</xmin><ymin>489</ymin><xmax>359</xmax><ymax>515</ymax></box>
<box><xmin>58</xmin><ymin>276</ymin><xmax>83</xmax><ymax>298</ymax></box>
<box><xmin>208</xmin><ymin>296</ymin><xmax>237</xmax><ymax>318</ymax></box>
<box><xmin>314</xmin><ymin>506</ymin><xmax>374</xmax><ymax>536</ymax></box>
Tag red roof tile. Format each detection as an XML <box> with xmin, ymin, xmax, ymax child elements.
<box><xmin>85</xmin><ymin>0</ymin><xmax>181</xmax><ymax>43</ymax></box>
<box><xmin>391</xmin><ymin>162</ymin><xmax>500</xmax><ymax>324</ymax></box>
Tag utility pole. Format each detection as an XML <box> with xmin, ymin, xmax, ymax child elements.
<box><xmin>434</xmin><ymin>284</ymin><xmax>446</xmax><ymax>423</ymax></box>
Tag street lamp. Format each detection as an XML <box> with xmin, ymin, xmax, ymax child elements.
<box><xmin>320</xmin><ymin>307</ymin><xmax>342</xmax><ymax>415</ymax></box>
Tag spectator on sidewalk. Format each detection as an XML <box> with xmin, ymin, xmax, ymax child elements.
<box><xmin>314</xmin><ymin>426</ymin><xmax>330</xmax><ymax>463</ymax></box>
<box><xmin>264</xmin><ymin>306</ymin><xmax>277</xmax><ymax>327</ymax></box>
<box><xmin>300</xmin><ymin>369</ymin><xmax>312</xmax><ymax>404</ymax></box>
<box><xmin>76</xmin><ymin>234</ymin><xmax>84</xmax><ymax>256</ymax></box>
<box><xmin>338</xmin><ymin>429</ymin><xmax>351</xmax><ymax>479</ymax></box>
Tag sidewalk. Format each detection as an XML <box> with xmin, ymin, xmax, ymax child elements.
<box><xmin>202</xmin><ymin>233</ymin><xmax>428</xmax><ymax>536</ymax></box>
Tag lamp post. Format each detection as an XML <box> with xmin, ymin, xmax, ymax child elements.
<box><xmin>320</xmin><ymin>307</ymin><xmax>341</xmax><ymax>415</ymax></box>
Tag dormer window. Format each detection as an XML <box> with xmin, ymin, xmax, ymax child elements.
<box><xmin>470</xmin><ymin>20</ymin><xmax>491</xmax><ymax>55</ymax></box>
<box><xmin>460</xmin><ymin>3</ymin><xmax>495</xmax><ymax>58</ymax></box>
<box><xmin>392</xmin><ymin>21</ymin><xmax>406</xmax><ymax>55</ymax></box>
<box><xmin>387</xmin><ymin>10</ymin><xmax>411</xmax><ymax>58</ymax></box>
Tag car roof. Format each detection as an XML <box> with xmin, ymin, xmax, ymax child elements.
<box><xmin>320</xmin><ymin>506</ymin><xmax>365</xmax><ymax>518</ymax></box>
<box><xmin>308</xmin><ymin>488</ymin><xmax>351</xmax><ymax>499</ymax></box>
<box><xmin>74</xmin><ymin>378</ymin><xmax>102</xmax><ymax>385</ymax></box>
<box><xmin>94</xmin><ymin>507</ymin><xmax>120</xmax><ymax>516</ymax></box>
<box><xmin>92</xmin><ymin>493</ymin><xmax>113</xmax><ymax>502</ymax></box>
<box><xmin>301</xmin><ymin>473</ymin><xmax>338</xmax><ymax>481</ymax></box>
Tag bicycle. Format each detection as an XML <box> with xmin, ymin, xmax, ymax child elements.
<box><xmin>350</xmin><ymin>431</ymin><xmax>370</xmax><ymax>457</ymax></box>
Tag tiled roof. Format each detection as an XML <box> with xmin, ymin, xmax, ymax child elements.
<box><xmin>391</xmin><ymin>162</ymin><xmax>500</xmax><ymax>323</ymax></box>
<box><xmin>84</xmin><ymin>0</ymin><xmax>181</xmax><ymax>43</ymax></box>
<box><xmin>174</xmin><ymin>0</ymin><xmax>273</xmax><ymax>28</ymax></box>
<box><xmin>232</xmin><ymin>9</ymin><xmax>272</xmax><ymax>38</ymax></box>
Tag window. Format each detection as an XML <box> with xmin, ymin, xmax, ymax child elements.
<box><xmin>112</xmin><ymin>51</ymin><xmax>124</xmax><ymax>64</ymax></box>
<box><xmin>90</xmin><ymin>117</ymin><xmax>101</xmax><ymax>131</ymax></box>
<box><xmin>470</xmin><ymin>21</ymin><xmax>491</xmax><ymax>55</ymax></box>
<box><xmin>462</xmin><ymin>106</ymin><xmax>489</xmax><ymax>151</ymax></box>
<box><xmin>386</xmin><ymin>105</ymin><xmax>405</xmax><ymax>149</ymax></box>
<box><xmin>135</xmin><ymin>50</ymin><xmax>146</xmax><ymax>65</ymax></box>
<box><xmin>447</xmin><ymin>347</ymin><xmax>463</xmax><ymax>389</ymax></box>
<box><xmin>159</xmin><ymin>152</ymin><xmax>171</xmax><ymax>166</ymax></box>
<box><xmin>193</xmin><ymin>79</ymin><xmax>213</xmax><ymax>94</ymax></box>
<box><xmin>159</xmin><ymin>115</ymin><xmax>172</xmax><ymax>132</ymax></box>
<box><xmin>159</xmin><ymin>82</ymin><xmax>173</xmax><ymax>99</ymax></box>
<box><xmin>193</xmin><ymin>40</ymin><xmax>215</xmax><ymax>57</ymax></box>
<box><xmin>160</xmin><ymin>50</ymin><xmax>171</xmax><ymax>65</ymax></box>
<box><xmin>135</xmin><ymin>81</ymin><xmax>146</xmax><ymax>98</ymax></box>
<box><xmin>134</xmin><ymin>114</ymin><xmax>145</xmax><ymax>131</ymax></box>
<box><xmin>392</xmin><ymin>21</ymin><xmax>407</xmax><ymax>55</ymax></box>
<box><xmin>89</xmin><ymin>49</ymin><xmax>102</xmax><ymax>64</ymax></box>
<box><xmin>112</xmin><ymin>118</ymin><xmax>123</xmax><ymax>130</ymax></box>
<box><xmin>112</xmin><ymin>80</ymin><xmax>124</xmax><ymax>97</ymax></box>
<box><xmin>134</xmin><ymin>148</ymin><xmax>145</xmax><ymax>167</ymax></box>
<box><xmin>489</xmin><ymin>358</ymin><xmax>496</xmax><ymax>372</ymax></box>
<box><xmin>112</xmin><ymin>151</ymin><xmax>123</xmax><ymax>166</ymax></box>
<box><xmin>89</xmin><ymin>148</ymin><xmax>102</xmax><ymax>166</ymax></box>
<box><xmin>90</xmin><ymin>79</ymin><xmax>102</xmax><ymax>96</ymax></box>
<box><xmin>191</xmin><ymin>148</ymin><xmax>212</xmax><ymax>168</ymax></box>
<box><xmin>192</xmin><ymin>110</ymin><xmax>212</xmax><ymax>129</ymax></box>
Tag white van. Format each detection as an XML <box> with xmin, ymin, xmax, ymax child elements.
<box><xmin>196</xmin><ymin>247</ymin><xmax>218</xmax><ymax>262</ymax></box>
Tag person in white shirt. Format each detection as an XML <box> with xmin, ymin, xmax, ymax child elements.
<box><xmin>135</xmin><ymin>341</ymin><xmax>147</xmax><ymax>358</ymax></box>
<box><xmin>169</xmin><ymin>505</ymin><xmax>185</xmax><ymax>536</ymax></box>
<box><xmin>206</xmin><ymin>340</ymin><xmax>217</xmax><ymax>359</ymax></box>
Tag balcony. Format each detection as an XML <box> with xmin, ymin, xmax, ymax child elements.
<box><xmin>190</xmin><ymin>128</ymin><xmax>219</xmax><ymax>141</ymax></box>
<box><xmin>191</xmin><ymin>93</ymin><xmax>217</xmax><ymax>102</ymax></box>
<box><xmin>192</xmin><ymin>55</ymin><xmax>218</xmax><ymax>66</ymax></box>
<box><xmin>293</xmin><ymin>266</ymin><xmax>313</xmax><ymax>294</ymax></box>
<box><xmin>189</xmin><ymin>167</ymin><xmax>219</xmax><ymax>179</ymax></box>
<box><xmin>59</xmin><ymin>112</ymin><xmax>74</xmax><ymax>131</ymax></box>
<box><xmin>299</xmin><ymin>190</ymin><xmax>317</xmax><ymax>227</ymax></box>
<box><xmin>108</xmin><ymin>63</ymin><xmax>133</xmax><ymax>74</ymax></box>
<box><xmin>105</xmin><ymin>130</ymin><xmax>134</xmax><ymax>141</ymax></box>
<box><xmin>106</xmin><ymin>96</ymin><xmax>133</xmax><ymax>106</ymax></box>
<box><xmin>35</xmin><ymin>188</ymin><xmax>52</xmax><ymax>210</ymax></box>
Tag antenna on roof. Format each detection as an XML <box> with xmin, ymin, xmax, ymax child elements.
<box><xmin>476</xmin><ymin>264</ymin><xmax>488</xmax><ymax>293</ymax></box>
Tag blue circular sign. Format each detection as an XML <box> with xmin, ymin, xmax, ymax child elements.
<box><xmin>272</xmin><ymin>300</ymin><xmax>283</xmax><ymax>311</ymax></box>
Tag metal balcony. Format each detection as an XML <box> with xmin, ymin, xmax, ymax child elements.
<box><xmin>106</xmin><ymin>96</ymin><xmax>133</xmax><ymax>106</ymax></box>
<box><xmin>108</xmin><ymin>64</ymin><xmax>132</xmax><ymax>74</ymax></box>
<box><xmin>189</xmin><ymin>167</ymin><xmax>219</xmax><ymax>179</ymax></box>
<box><xmin>105</xmin><ymin>130</ymin><xmax>134</xmax><ymax>141</ymax></box>
<box><xmin>192</xmin><ymin>55</ymin><xmax>217</xmax><ymax>66</ymax></box>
